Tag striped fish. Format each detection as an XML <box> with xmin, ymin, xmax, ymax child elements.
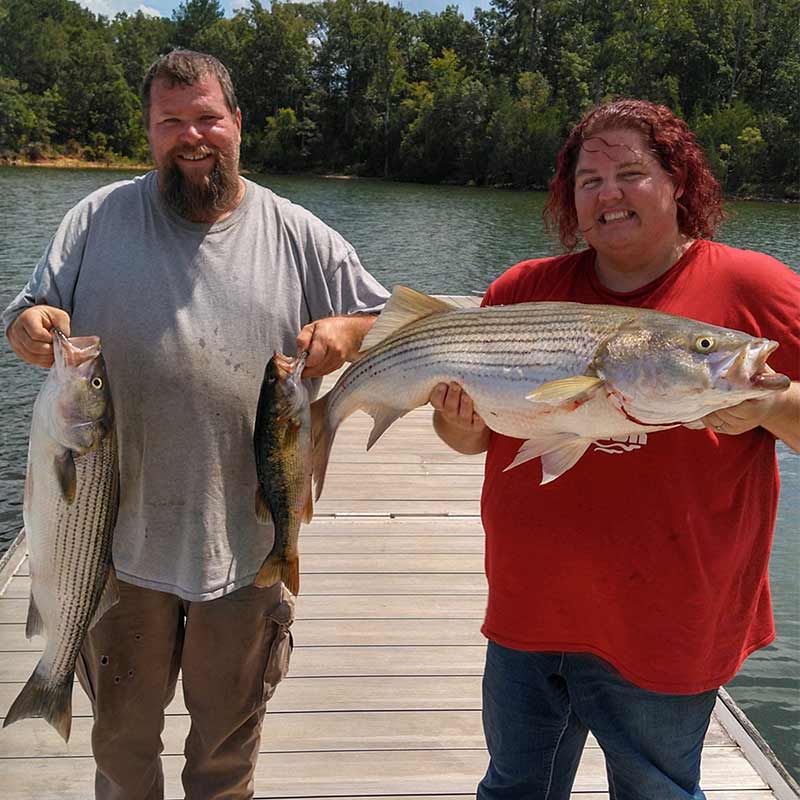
<box><xmin>4</xmin><ymin>330</ymin><xmax>119</xmax><ymax>742</ymax></box>
<box><xmin>311</xmin><ymin>285</ymin><xmax>789</xmax><ymax>493</ymax></box>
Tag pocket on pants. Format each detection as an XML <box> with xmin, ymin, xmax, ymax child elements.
<box><xmin>262</xmin><ymin>586</ymin><xmax>295</xmax><ymax>702</ymax></box>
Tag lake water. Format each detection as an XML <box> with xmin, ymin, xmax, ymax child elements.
<box><xmin>0</xmin><ymin>166</ymin><xmax>798</xmax><ymax>779</ymax></box>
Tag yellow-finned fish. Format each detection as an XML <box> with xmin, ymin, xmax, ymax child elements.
<box><xmin>4</xmin><ymin>330</ymin><xmax>119</xmax><ymax>742</ymax></box>
<box><xmin>311</xmin><ymin>285</ymin><xmax>790</xmax><ymax>495</ymax></box>
<box><xmin>253</xmin><ymin>351</ymin><xmax>312</xmax><ymax>595</ymax></box>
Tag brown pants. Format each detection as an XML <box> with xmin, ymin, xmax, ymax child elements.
<box><xmin>76</xmin><ymin>578</ymin><xmax>295</xmax><ymax>800</ymax></box>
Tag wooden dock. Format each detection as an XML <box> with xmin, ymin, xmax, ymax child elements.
<box><xmin>1</xmin><ymin>301</ymin><xmax>797</xmax><ymax>798</ymax></box>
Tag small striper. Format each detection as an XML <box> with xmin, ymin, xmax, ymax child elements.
<box><xmin>253</xmin><ymin>351</ymin><xmax>312</xmax><ymax>595</ymax></box>
<box><xmin>311</xmin><ymin>286</ymin><xmax>790</xmax><ymax>493</ymax></box>
<box><xmin>4</xmin><ymin>329</ymin><xmax>119</xmax><ymax>742</ymax></box>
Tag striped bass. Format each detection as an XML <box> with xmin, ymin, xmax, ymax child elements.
<box><xmin>311</xmin><ymin>286</ymin><xmax>790</xmax><ymax>493</ymax></box>
<box><xmin>4</xmin><ymin>330</ymin><xmax>119</xmax><ymax>742</ymax></box>
<box><xmin>253</xmin><ymin>351</ymin><xmax>312</xmax><ymax>595</ymax></box>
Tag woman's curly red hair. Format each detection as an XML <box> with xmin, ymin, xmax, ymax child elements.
<box><xmin>543</xmin><ymin>99</ymin><xmax>724</xmax><ymax>250</ymax></box>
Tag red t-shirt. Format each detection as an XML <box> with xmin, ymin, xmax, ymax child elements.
<box><xmin>480</xmin><ymin>239</ymin><xmax>800</xmax><ymax>694</ymax></box>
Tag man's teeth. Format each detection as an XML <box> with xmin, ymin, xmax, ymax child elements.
<box><xmin>181</xmin><ymin>153</ymin><xmax>210</xmax><ymax>161</ymax></box>
<box><xmin>602</xmin><ymin>210</ymin><xmax>632</xmax><ymax>223</ymax></box>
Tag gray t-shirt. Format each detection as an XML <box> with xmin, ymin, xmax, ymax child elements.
<box><xmin>4</xmin><ymin>172</ymin><xmax>388</xmax><ymax>600</ymax></box>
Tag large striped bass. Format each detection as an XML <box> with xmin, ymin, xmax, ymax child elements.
<box><xmin>4</xmin><ymin>330</ymin><xmax>119</xmax><ymax>742</ymax></box>
<box><xmin>311</xmin><ymin>286</ymin><xmax>790</xmax><ymax>494</ymax></box>
<box><xmin>253</xmin><ymin>351</ymin><xmax>312</xmax><ymax>595</ymax></box>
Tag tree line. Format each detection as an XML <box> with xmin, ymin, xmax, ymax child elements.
<box><xmin>1</xmin><ymin>0</ymin><xmax>798</xmax><ymax>196</ymax></box>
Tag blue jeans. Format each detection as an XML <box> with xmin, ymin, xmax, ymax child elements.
<box><xmin>478</xmin><ymin>643</ymin><xmax>718</xmax><ymax>800</ymax></box>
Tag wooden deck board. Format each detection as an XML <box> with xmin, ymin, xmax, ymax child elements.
<box><xmin>0</xmin><ymin>341</ymin><xmax>788</xmax><ymax>798</ymax></box>
<box><xmin>0</xmin><ymin>749</ymin><xmax>770</xmax><ymax>799</ymax></box>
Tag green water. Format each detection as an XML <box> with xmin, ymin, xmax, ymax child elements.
<box><xmin>0</xmin><ymin>166</ymin><xmax>798</xmax><ymax>779</ymax></box>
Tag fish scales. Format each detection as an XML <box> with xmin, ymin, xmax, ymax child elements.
<box><xmin>253</xmin><ymin>352</ymin><xmax>312</xmax><ymax>596</ymax></box>
<box><xmin>310</xmin><ymin>286</ymin><xmax>791</xmax><ymax>495</ymax></box>
<box><xmin>49</xmin><ymin>430</ymin><xmax>117</xmax><ymax>679</ymax></box>
<box><xmin>328</xmin><ymin>306</ymin><xmax>615</xmax><ymax>419</ymax></box>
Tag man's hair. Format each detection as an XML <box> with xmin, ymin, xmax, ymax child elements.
<box><xmin>543</xmin><ymin>99</ymin><xmax>724</xmax><ymax>250</ymax></box>
<box><xmin>141</xmin><ymin>49</ymin><xmax>238</xmax><ymax>129</ymax></box>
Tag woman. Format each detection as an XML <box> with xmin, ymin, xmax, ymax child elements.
<box><xmin>431</xmin><ymin>99</ymin><xmax>800</xmax><ymax>800</ymax></box>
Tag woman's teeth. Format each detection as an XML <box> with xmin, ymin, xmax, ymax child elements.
<box><xmin>601</xmin><ymin>210</ymin><xmax>632</xmax><ymax>223</ymax></box>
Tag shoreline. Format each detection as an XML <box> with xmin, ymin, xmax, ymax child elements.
<box><xmin>2</xmin><ymin>157</ymin><xmax>795</xmax><ymax>202</ymax></box>
<box><xmin>1</xmin><ymin>156</ymin><xmax>152</xmax><ymax>171</ymax></box>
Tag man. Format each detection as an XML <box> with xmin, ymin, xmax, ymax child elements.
<box><xmin>4</xmin><ymin>50</ymin><xmax>388</xmax><ymax>799</ymax></box>
<box><xmin>430</xmin><ymin>99</ymin><xmax>800</xmax><ymax>799</ymax></box>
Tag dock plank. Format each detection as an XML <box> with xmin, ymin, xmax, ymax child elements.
<box><xmin>0</xmin><ymin>749</ymin><xmax>768</xmax><ymax>800</ymax></box>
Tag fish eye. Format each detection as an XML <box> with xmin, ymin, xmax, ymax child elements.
<box><xmin>694</xmin><ymin>335</ymin><xmax>715</xmax><ymax>353</ymax></box>
<box><xmin>91</xmin><ymin>377</ymin><xmax>104</xmax><ymax>390</ymax></box>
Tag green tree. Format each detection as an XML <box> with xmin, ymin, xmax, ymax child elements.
<box><xmin>487</xmin><ymin>71</ymin><xmax>563</xmax><ymax>187</ymax></box>
<box><xmin>399</xmin><ymin>49</ymin><xmax>489</xmax><ymax>183</ymax></box>
<box><xmin>0</xmin><ymin>77</ymin><xmax>56</xmax><ymax>152</ymax></box>
<box><xmin>260</xmin><ymin>106</ymin><xmax>318</xmax><ymax>171</ymax></box>
<box><xmin>50</xmin><ymin>27</ymin><xmax>145</xmax><ymax>158</ymax></box>
<box><xmin>172</xmin><ymin>0</ymin><xmax>224</xmax><ymax>50</ymax></box>
<box><xmin>363</xmin><ymin>3</ymin><xmax>407</xmax><ymax>176</ymax></box>
<box><xmin>111</xmin><ymin>11</ymin><xmax>173</xmax><ymax>95</ymax></box>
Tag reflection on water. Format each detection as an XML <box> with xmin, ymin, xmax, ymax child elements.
<box><xmin>0</xmin><ymin>166</ymin><xmax>798</xmax><ymax>777</ymax></box>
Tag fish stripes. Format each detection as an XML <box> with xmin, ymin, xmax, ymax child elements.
<box><xmin>311</xmin><ymin>285</ymin><xmax>788</xmax><ymax>495</ymax></box>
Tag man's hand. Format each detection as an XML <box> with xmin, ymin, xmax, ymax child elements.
<box><xmin>297</xmin><ymin>314</ymin><xmax>377</xmax><ymax>378</ymax></box>
<box><xmin>703</xmin><ymin>380</ymin><xmax>800</xmax><ymax>452</ymax></box>
<box><xmin>6</xmin><ymin>306</ymin><xmax>72</xmax><ymax>368</ymax></box>
<box><xmin>430</xmin><ymin>382</ymin><xmax>490</xmax><ymax>455</ymax></box>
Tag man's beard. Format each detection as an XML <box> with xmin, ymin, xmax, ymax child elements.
<box><xmin>160</xmin><ymin>145</ymin><xmax>240</xmax><ymax>221</ymax></box>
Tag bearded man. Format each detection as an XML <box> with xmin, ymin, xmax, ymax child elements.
<box><xmin>4</xmin><ymin>50</ymin><xmax>388</xmax><ymax>800</ymax></box>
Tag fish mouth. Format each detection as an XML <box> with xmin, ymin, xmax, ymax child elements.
<box><xmin>717</xmin><ymin>339</ymin><xmax>789</xmax><ymax>390</ymax></box>
<box><xmin>271</xmin><ymin>351</ymin><xmax>307</xmax><ymax>381</ymax></box>
<box><xmin>53</xmin><ymin>329</ymin><xmax>101</xmax><ymax>368</ymax></box>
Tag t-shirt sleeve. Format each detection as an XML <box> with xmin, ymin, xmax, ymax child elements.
<box><xmin>326</xmin><ymin>247</ymin><xmax>390</xmax><ymax>317</ymax></box>
<box><xmin>729</xmin><ymin>252</ymin><xmax>800</xmax><ymax>380</ymax></box>
<box><xmin>2</xmin><ymin>201</ymin><xmax>89</xmax><ymax>332</ymax></box>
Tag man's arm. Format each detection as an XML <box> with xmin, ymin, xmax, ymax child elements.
<box><xmin>703</xmin><ymin>381</ymin><xmax>800</xmax><ymax>452</ymax></box>
<box><xmin>297</xmin><ymin>313</ymin><xmax>378</xmax><ymax>378</ymax></box>
<box><xmin>6</xmin><ymin>305</ymin><xmax>72</xmax><ymax>368</ymax></box>
<box><xmin>430</xmin><ymin>382</ymin><xmax>490</xmax><ymax>455</ymax></box>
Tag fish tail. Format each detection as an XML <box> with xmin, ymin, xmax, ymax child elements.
<box><xmin>3</xmin><ymin>662</ymin><xmax>73</xmax><ymax>742</ymax></box>
<box><xmin>254</xmin><ymin>553</ymin><xmax>300</xmax><ymax>596</ymax></box>
<box><xmin>310</xmin><ymin>392</ymin><xmax>337</xmax><ymax>501</ymax></box>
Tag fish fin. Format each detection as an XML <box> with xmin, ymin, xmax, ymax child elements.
<box><xmin>301</xmin><ymin>488</ymin><xmax>314</xmax><ymax>525</ymax></box>
<box><xmin>254</xmin><ymin>553</ymin><xmax>300</xmax><ymax>596</ymax></box>
<box><xmin>255</xmin><ymin>487</ymin><xmax>273</xmax><ymax>525</ymax></box>
<box><xmin>526</xmin><ymin>376</ymin><xmax>604</xmax><ymax>406</ymax></box>
<box><xmin>503</xmin><ymin>435</ymin><xmax>592</xmax><ymax>484</ymax></box>
<box><xmin>503</xmin><ymin>434</ymin><xmax>582</xmax><ymax>472</ymax></box>
<box><xmin>540</xmin><ymin>441</ymin><xmax>593</xmax><ymax>485</ymax></box>
<box><xmin>24</xmin><ymin>593</ymin><xmax>45</xmax><ymax>640</ymax></box>
<box><xmin>311</xmin><ymin>394</ymin><xmax>336</xmax><ymax>501</ymax></box>
<box><xmin>89</xmin><ymin>568</ymin><xmax>120</xmax><ymax>630</ymax></box>
<box><xmin>359</xmin><ymin>285</ymin><xmax>455</xmax><ymax>353</ymax></box>
<box><xmin>54</xmin><ymin>450</ymin><xmax>77</xmax><ymax>505</ymax></box>
<box><xmin>365</xmin><ymin>405</ymin><xmax>408</xmax><ymax>450</ymax></box>
<box><xmin>3</xmin><ymin>662</ymin><xmax>73</xmax><ymax>742</ymax></box>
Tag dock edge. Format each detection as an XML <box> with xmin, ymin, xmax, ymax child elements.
<box><xmin>715</xmin><ymin>686</ymin><xmax>800</xmax><ymax>799</ymax></box>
